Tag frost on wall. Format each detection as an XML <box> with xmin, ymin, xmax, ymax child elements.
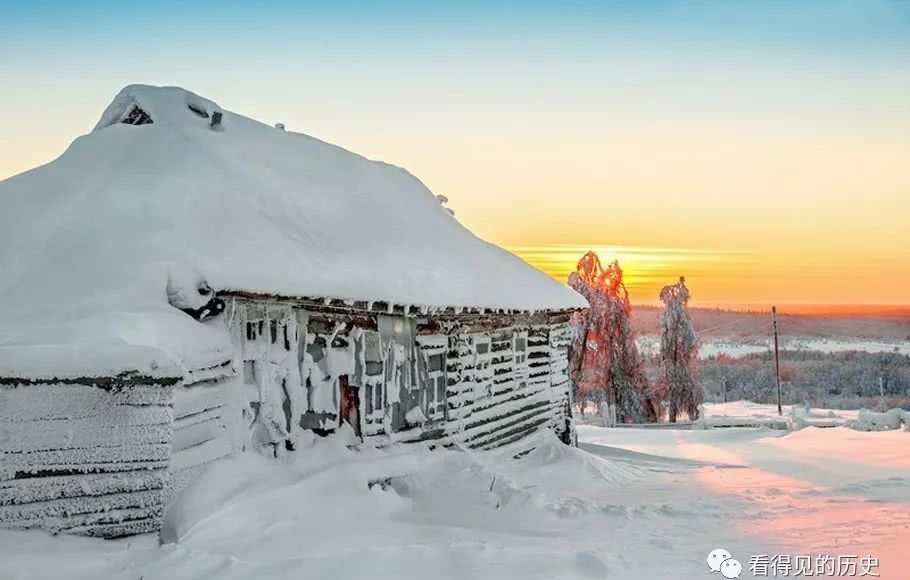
<box><xmin>379</xmin><ymin>315</ymin><xmax>418</xmax><ymax>433</ymax></box>
<box><xmin>547</xmin><ymin>323</ymin><xmax>575</xmax><ymax>444</ymax></box>
<box><xmin>441</xmin><ymin>323</ymin><xmax>561</xmax><ymax>451</ymax></box>
<box><xmin>0</xmin><ymin>376</ymin><xmax>178</xmax><ymax>538</ymax></box>
<box><xmin>302</xmin><ymin>317</ymin><xmax>356</xmax><ymax>434</ymax></box>
<box><xmin>230</xmin><ymin>302</ymin><xmax>305</xmax><ymax>455</ymax></box>
<box><xmin>226</xmin><ymin>302</ymin><xmax>372</xmax><ymax>448</ymax></box>
<box><xmin>441</xmin><ymin>331</ymin><xmax>476</xmax><ymax>437</ymax></box>
<box><xmin>219</xmin><ymin>299</ymin><xmax>577</xmax><ymax>454</ymax></box>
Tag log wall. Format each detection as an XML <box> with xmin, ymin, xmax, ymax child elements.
<box><xmin>0</xmin><ymin>374</ymin><xmax>179</xmax><ymax>538</ymax></box>
<box><xmin>221</xmin><ymin>297</ymin><xmax>576</xmax><ymax>452</ymax></box>
<box><xmin>0</xmin><ymin>299</ymin><xmax>576</xmax><ymax>539</ymax></box>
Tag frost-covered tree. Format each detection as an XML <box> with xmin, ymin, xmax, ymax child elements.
<box><xmin>569</xmin><ymin>251</ymin><xmax>660</xmax><ymax>423</ymax></box>
<box><xmin>657</xmin><ymin>276</ymin><xmax>703</xmax><ymax>422</ymax></box>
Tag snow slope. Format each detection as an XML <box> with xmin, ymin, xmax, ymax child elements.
<box><xmin>0</xmin><ymin>85</ymin><xmax>584</xmax><ymax>376</ymax></box>
<box><xmin>2</xmin><ymin>433</ymin><xmax>710</xmax><ymax>580</ymax></box>
<box><xmin>4</xmin><ymin>425</ymin><xmax>909</xmax><ymax>579</ymax></box>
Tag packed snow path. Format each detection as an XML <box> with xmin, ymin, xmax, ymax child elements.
<box><xmin>2</xmin><ymin>426</ymin><xmax>909</xmax><ymax>579</ymax></box>
<box><xmin>580</xmin><ymin>426</ymin><xmax>910</xmax><ymax>578</ymax></box>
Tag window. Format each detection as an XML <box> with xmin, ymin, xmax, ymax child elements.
<box><xmin>473</xmin><ymin>336</ymin><xmax>492</xmax><ymax>366</ymax></box>
<box><xmin>355</xmin><ymin>331</ymin><xmax>385</xmax><ymax>421</ymax></box>
<box><xmin>427</xmin><ymin>352</ymin><xmax>444</xmax><ymax>372</ymax></box>
<box><xmin>472</xmin><ymin>335</ymin><xmax>493</xmax><ymax>400</ymax></box>
<box><xmin>425</xmin><ymin>352</ymin><xmax>447</xmax><ymax>420</ymax></box>
<box><xmin>121</xmin><ymin>105</ymin><xmax>153</xmax><ymax>126</ymax></box>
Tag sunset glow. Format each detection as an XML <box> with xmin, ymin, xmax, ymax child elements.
<box><xmin>1</xmin><ymin>1</ymin><xmax>908</xmax><ymax>309</ymax></box>
<box><xmin>509</xmin><ymin>245</ymin><xmax>910</xmax><ymax>310</ymax></box>
<box><xmin>4</xmin><ymin>3</ymin><xmax>910</xmax><ymax>578</ymax></box>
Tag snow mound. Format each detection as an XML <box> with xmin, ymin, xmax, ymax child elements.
<box><xmin>850</xmin><ymin>408</ymin><xmax>906</xmax><ymax>432</ymax></box>
<box><xmin>517</xmin><ymin>431</ymin><xmax>643</xmax><ymax>486</ymax></box>
<box><xmin>0</xmin><ymin>84</ymin><xmax>584</xmax><ymax>377</ymax></box>
<box><xmin>388</xmin><ymin>432</ymin><xmax>642</xmax><ymax>519</ymax></box>
<box><xmin>160</xmin><ymin>452</ymin><xmax>296</xmax><ymax>544</ymax></box>
<box><xmin>94</xmin><ymin>85</ymin><xmax>223</xmax><ymax>132</ymax></box>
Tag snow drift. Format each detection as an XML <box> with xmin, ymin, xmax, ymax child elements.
<box><xmin>851</xmin><ymin>408</ymin><xmax>906</xmax><ymax>432</ymax></box>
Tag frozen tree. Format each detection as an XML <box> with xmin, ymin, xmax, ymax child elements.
<box><xmin>657</xmin><ymin>276</ymin><xmax>703</xmax><ymax>422</ymax></box>
<box><xmin>568</xmin><ymin>251</ymin><xmax>660</xmax><ymax>423</ymax></box>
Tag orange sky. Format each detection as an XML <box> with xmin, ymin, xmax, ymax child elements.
<box><xmin>2</xmin><ymin>2</ymin><xmax>908</xmax><ymax>309</ymax></box>
<box><xmin>506</xmin><ymin>245</ymin><xmax>909</xmax><ymax>309</ymax></box>
<box><xmin>3</xmin><ymin>117</ymin><xmax>908</xmax><ymax>309</ymax></box>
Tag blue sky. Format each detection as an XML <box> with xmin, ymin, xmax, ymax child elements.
<box><xmin>2</xmin><ymin>1</ymin><xmax>909</xmax><ymax>304</ymax></box>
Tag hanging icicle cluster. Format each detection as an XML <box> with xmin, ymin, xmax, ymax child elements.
<box><xmin>568</xmin><ymin>251</ymin><xmax>659</xmax><ymax>423</ymax></box>
<box><xmin>657</xmin><ymin>276</ymin><xmax>703</xmax><ymax>422</ymax></box>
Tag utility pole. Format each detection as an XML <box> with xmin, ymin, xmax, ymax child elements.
<box><xmin>772</xmin><ymin>306</ymin><xmax>782</xmax><ymax>416</ymax></box>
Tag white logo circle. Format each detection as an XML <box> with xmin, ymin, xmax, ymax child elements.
<box><xmin>706</xmin><ymin>548</ymin><xmax>732</xmax><ymax>573</ymax></box>
<box><xmin>720</xmin><ymin>558</ymin><xmax>743</xmax><ymax>579</ymax></box>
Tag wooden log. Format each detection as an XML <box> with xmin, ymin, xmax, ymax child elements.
<box><xmin>172</xmin><ymin>417</ymin><xmax>225</xmax><ymax>452</ymax></box>
<box><xmin>0</xmin><ymin>471</ymin><xmax>166</xmax><ymax>506</ymax></box>
<box><xmin>67</xmin><ymin>516</ymin><xmax>161</xmax><ymax>539</ymax></box>
<box><xmin>9</xmin><ymin>506</ymin><xmax>164</xmax><ymax>537</ymax></box>
<box><xmin>6</xmin><ymin>443</ymin><xmax>170</xmax><ymax>470</ymax></box>
<box><xmin>4</xmin><ymin>423</ymin><xmax>171</xmax><ymax>453</ymax></box>
<box><xmin>0</xmin><ymin>488</ymin><xmax>165</xmax><ymax>522</ymax></box>
<box><xmin>468</xmin><ymin>410</ymin><xmax>552</xmax><ymax>450</ymax></box>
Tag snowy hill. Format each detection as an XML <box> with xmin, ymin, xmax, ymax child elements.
<box><xmin>0</xmin><ymin>85</ymin><xmax>584</xmax><ymax>377</ymax></box>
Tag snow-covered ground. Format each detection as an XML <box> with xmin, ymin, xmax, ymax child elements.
<box><xmin>2</xmin><ymin>421</ymin><xmax>909</xmax><ymax>579</ymax></box>
<box><xmin>703</xmin><ymin>400</ymin><xmax>858</xmax><ymax>428</ymax></box>
<box><xmin>705</xmin><ymin>401</ymin><xmax>857</xmax><ymax>421</ymax></box>
<box><xmin>578</xmin><ymin>400</ymin><xmax>861</xmax><ymax>429</ymax></box>
<box><xmin>637</xmin><ymin>335</ymin><xmax>910</xmax><ymax>359</ymax></box>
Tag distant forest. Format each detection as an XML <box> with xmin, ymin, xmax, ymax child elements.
<box><xmin>638</xmin><ymin>350</ymin><xmax>910</xmax><ymax>410</ymax></box>
<box><xmin>632</xmin><ymin>306</ymin><xmax>910</xmax><ymax>410</ymax></box>
<box><xmin>632</xmin><ymin>306</ymin><xmax>910</xmax><ymax>340</ymax></box>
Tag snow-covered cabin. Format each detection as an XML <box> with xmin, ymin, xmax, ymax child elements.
<box><xmin>0</xmin><ymin>85</ymin><xmax>587</xmax><ymax>538</ymax></box>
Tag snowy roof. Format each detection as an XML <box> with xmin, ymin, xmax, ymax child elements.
<box><xmin>0</xmin><ymin>85</ymin><xmax>585</xmax><ymax>378</ymax></box>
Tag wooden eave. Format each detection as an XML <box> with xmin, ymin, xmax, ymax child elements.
<box><xmin>220</xmin><ymin>289</ymin><xmax>581</xmax><ymax>325</ymax></box>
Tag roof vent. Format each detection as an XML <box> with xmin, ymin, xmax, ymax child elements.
<box><xmin>210</xmin><ymin>111</ymin><xmax>223</xmax><ymax>130</ymax></box>
<box><xmin>275</xmin><ymin>123</ymin><xmax>286</xmax><ymax>130</ymax></box>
